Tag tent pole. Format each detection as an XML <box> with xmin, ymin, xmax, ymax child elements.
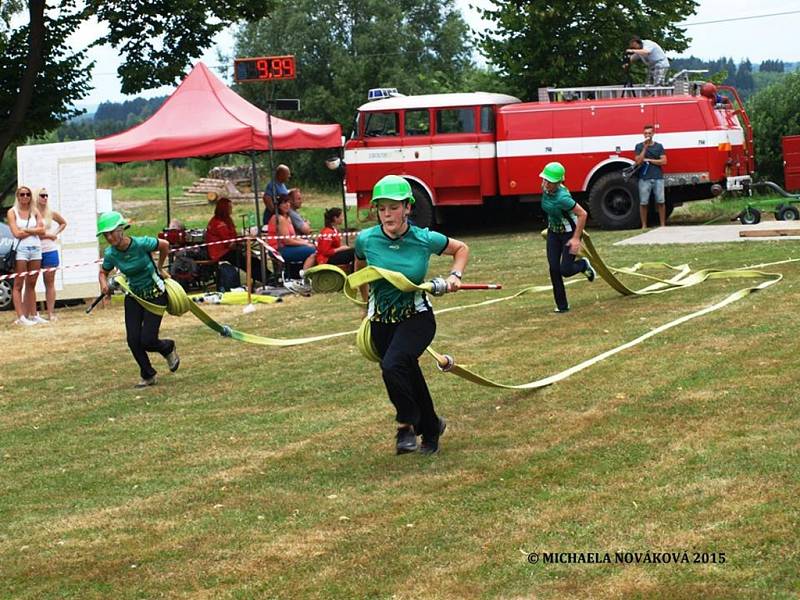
<box><xmin>164</xmin><ymin>159</ymin><xmax>171</xmax><ymax>228</ymax></box>
<box><xmin>250</xmin><ymin>150</ymin><xmax>268</xmax><ymax>285</ymax></box>
<box><xmin>338</xmin><ymin>146</ymin><xmax>349</xmax><ymax>246</ymax></box>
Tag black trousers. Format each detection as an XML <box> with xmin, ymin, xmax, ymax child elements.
<box><xmin>327</xmin><ymin>247</ymin><xmax>355</xmax><ymax>266</ymax></box>
<box><xmin>370</xmin><ymin>310</ymin><xmax>439</xmax><ymax>437</ymax></box>
<box><xmin>220</xmin><ymin>248</ymin><xmax>267</xmax><ymax>284</ymax></box>
<box><xmin>124</xmin><ymin>293</ymin><xmax>175</xmax><ymax>379</ymax></box>
<box><xmin>546</xmin><ymin>229</ymin><xmax>588</xmax><ymax>311</ymax></box>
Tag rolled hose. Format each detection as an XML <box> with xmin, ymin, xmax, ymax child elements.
<box><xmin>304</xmin><ymin>264</ymin><xmax>348</xmax><ymax>293</ymax></box>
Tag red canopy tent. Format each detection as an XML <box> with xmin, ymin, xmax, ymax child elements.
<box><xmin>95</xmin><ymin>61</ymin><xmax>342</xmax><ymax>162</ymax></box>
<box><xmin>94</xmin><ymin>61</ymin><xmax>343</xmax><ymax>234</ymax></box>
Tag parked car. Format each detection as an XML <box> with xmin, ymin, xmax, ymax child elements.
<box><xmin>0</xmin><ymin>222</ymin><xmax>14</xmax><ymax>310</ymax></box>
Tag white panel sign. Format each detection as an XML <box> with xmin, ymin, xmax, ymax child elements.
<box><xmin>97</xmin><ymin>188</ymin><xmax>113</xmax><ymax>213</ymax></box>
<box><xmin>17</xmin><ymin>140</ymin><xmax>99</xmax><ymax>301</ymax></box>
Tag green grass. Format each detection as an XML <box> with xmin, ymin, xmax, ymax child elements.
<box><xmin>2</xmin><ymin>195</ymin><xmax>800</xmax><ymax>598</ymax></box>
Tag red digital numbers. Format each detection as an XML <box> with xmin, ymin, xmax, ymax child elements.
<box><xmin>235</xmin><ymin>56</ymin><xmax>296</xmax><ymax>83</ymax></box>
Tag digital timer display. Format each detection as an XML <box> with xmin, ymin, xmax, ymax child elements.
<box><xmin>234</xmin><ymin>56</ymin><xmax>296</xmax><ymax>82</ymax></box>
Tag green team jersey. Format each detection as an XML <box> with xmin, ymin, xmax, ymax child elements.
<box><xmin>102</xmin><ymin>236</ymin><xmax>164</xmax><ymax>298</ymax></box>
<box><xmin>355</xmin><ymin>224</ymin><xmax>448</xmax><ymax>323</ymax></box>
<box><xmin>541</xmin><ymin>185</ymin><xmax>577</xmax><ymax>233</ymax></box>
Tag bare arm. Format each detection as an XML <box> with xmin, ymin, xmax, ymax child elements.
<box><xmin>99</xmin><ymin>267</ymin><xmax>112</xmax><ymax>296</ymax></box>
<box><xmin>353</xmin><ymin>256</ymin><xmax>369</xmax><ymax>304</ymax></box>
<box><xmin>156</xmin><ymin>238</ymin><xmax>170</xmax><ymax>272</ymax></box>
<box><xmin>441</xmin><ymin>238</ymin><xmax>469</xmax><ymax>292</ymax></box>
<box><xmin>645</xmin><ymin>151</ymin><xmax>667</xmax><ymax>166</ymax></box>
<box><xmin>49</xmin><ymin>211</ymin><xmax>67</xmax><ymax>239</ymax></box>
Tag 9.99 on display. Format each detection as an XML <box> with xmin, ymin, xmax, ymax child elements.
<box><xmin>234</xmin><ymin>56</ymin><xmax>296</xmax><ymax>83</ymax></box>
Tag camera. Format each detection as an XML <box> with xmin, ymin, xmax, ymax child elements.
<box><xmin>621</xmin><ymin>50</ymin><xmax>632</xmax><ymax>66</ymax></box>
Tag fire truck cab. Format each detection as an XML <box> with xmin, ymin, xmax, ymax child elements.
<box><xmin>344</xmin><ymin>80</ymin><xmax>753</xmax><ymax>230</ymax></box>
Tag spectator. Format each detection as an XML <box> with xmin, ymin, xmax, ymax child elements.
<box><xmin>267</xmin><ymin>196</ymin><xmax>316</xmax><ymax>273</ymax></box>
<box><xmin>7</xmin><ymin>186</ymin><xmax>45</xmax><ymax>325</ymax></box>
<box><xmin>634</xmin><ymin>124</ymin><xmax>668</xmax><ymax>229</ymax></box>
<box><xmin>205</xmin><ymin>197</ymin><xmax>266</xmax><ymax>284</ymax></box>
<box><xmin>316</xmin><ymin>207</ymin><xmax>354</xmax><ymax>270</ymax></box>
<box><xmin>262</xmin><ymin>164</ymin><xmax>291</xmax><ymax>225</ymax></box>
<box><xmin>287</xmin><ymin>188</ymin><xmax>312</xmax><ymax>236</ymax></box>
<box><xmin>625</xmin><ymin>35</ymin><xmax>670</xmax><ymax>86</ymax></box>
<box><xmin>539</xmin><ymin>162</ymin><xmax>596</xmax><ymax>313</ymax></box>
<box><xmin>35</xmin><ymin>187</ymin><xmax>67</xmax><ymax>321</ymax></box>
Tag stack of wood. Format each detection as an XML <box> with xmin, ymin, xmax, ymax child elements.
<box><xmin>181</xmin><ymin>178</ymin><xmax>251</xmax><ymax>203</ymax></box>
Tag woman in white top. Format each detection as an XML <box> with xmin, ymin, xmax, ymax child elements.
<box><xmin>36</xmin><ymin>188</ymin><xmax>67</xmax><ymax>321</ymax></box>
<box><xmin>6</xmin><ymin>186</ymin><xmax>45</xmax><ymax>325</ymax></box>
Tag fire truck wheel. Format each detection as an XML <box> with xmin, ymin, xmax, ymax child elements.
<box><xmin>410</xmin><ymin>185</ymin><xmax>434</xmax><ymax>229</ymax></box>
<box><xmin>588</xmin><ymin>172</ymin><xmax>640</xmax><ymax>230</ymax></box>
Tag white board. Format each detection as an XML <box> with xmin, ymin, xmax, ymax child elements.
<box><xmin>17</xmin><ymin>140</ymin><xmax>99</xmax><ymax>301</ymax></box>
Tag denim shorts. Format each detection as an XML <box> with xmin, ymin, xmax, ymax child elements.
<box><xmin>638</xmin><ymin>178</ymin><xmax>665</xmax><ymax>205</ymax></box>
<box><xmin>16</xmin><ymin>245</ymin><xmax>42</xmax><ymax>262</ymax></box>
<box><xmin>41</xmin><ymin>250</ymin><xmax>60</xmax><ymax>268</ymax></box>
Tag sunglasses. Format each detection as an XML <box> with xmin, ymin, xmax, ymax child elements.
<box><xmin>39</xmin><ymin>193</ymin><xmax>48</xmax><ymax>198</ymax></box>
<box><xmin>19</xmin><ymin>192</ymin><xmax>31</xmax><ymax>196</ymax></box>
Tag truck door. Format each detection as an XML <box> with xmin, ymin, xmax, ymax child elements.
<box><xmin>783</xmin><ymin>135</ymin><xmax>800</xmax><ymax>191</ymax></box>
<box><xmin>432</xmin><ymin>106</ymin><xmax>481</xmax><ymax>205</ymax></box>
<box><xmin>356</xmin><ymin>110</ymin><xmax>403</xmax><ymax>181</ymax></box>
<box><xmin>655</xmin><ymin>103</ymin><xmax>708</xmax><ymax>175</ymax></box>
<box><xmin>402</xmin><ymin>108</ymin><xmax>433</xmax><ymax>194</ymax></box>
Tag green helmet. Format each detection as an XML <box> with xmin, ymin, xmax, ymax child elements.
<box><xmin>370</xmin><ymin>175</ymin><xmax>414</xmax><ymax>204</ymax></box>
<box><xmin>539</xmin><ymin>162</ymin><xmax>566</xmax><ymax>183</ymax></box>
<box><xmin>96</xmin><ymin>211</ymin><xmax>129</xmax><ymax>236</ymax></box>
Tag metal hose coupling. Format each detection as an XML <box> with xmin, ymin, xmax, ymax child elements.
<box><xmin>429</xmin><ymin>277</ymin><xmax>448</xmax><ymax>296</ymax></box>
<box><xmin>437</xmin><ymin>354</ymin><xmax>455</xmax><ymax>372</ymax></box>
<box><xmin>220</xmin><ymin>325</ymin><xmax>233</xmax><ymax>338</ymax></box>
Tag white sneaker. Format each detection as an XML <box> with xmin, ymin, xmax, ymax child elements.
<box><xmin>14</xmin><ymin>316</ymin><xmax>36</xmax><ymax>326</ymax></box>
<box><xmin>32</xmin><ymin>314</ymin><xmax>49</xmax><ymax>324</ymax></box>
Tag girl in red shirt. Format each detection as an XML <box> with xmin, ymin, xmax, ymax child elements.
<box><xmin>205</xmin><ymin>197</ymin><xmax>266</xmax><ymax>283</ymax></box>
<box><xmin>316</xmin><ymin>207</ymin><xmax>354</xmax><ymax>270</ymax></box>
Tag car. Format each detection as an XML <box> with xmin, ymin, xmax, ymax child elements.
<box><xmin>0</xmin><ymin>222</ymin><xmax>15</xmax><ymax>310</ymax></box>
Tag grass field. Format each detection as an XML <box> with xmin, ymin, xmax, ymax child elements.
<box><xmin>2</xmin><ymin>190</ymin><xmax>800</xmax><ymax>598</ymax></box>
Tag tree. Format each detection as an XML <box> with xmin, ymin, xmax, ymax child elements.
<box><xmin>748</xmin><ymin>71</ymin><xmax>800</xmax><ymax>184</ymax></box>
<box><xmin>475</xmin><ymin>0</ymin><xmax>698</xmax><ymax>99</ymax></box>
<box><xmin>735</xmin><ymin>59</ymin><xmax>754</xmax><ymax>94</ymax></box>
<box><xmin>0</xmin><ymin>0</ymin><xmax>275</xmax><ymax>171</ymax></box>
<box><xmin>233</xmin><ymin>0</ymin><xmax>473</xmax><ymax>129</ymax></box>
<box><xmin>759</xmin><ymin>59</ymin><xmax>785</xmax><ymax>73</ymax></box>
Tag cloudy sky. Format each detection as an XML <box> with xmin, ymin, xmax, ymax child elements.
<box><xmin>72</xmin><ymin>0</ymin><xmax>800</xmax><ymax>108</ymax></box>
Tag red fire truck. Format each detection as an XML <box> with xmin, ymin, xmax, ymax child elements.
<box><xmin>343</xmin><ymin>79</ymin><xmax>753</xmax><ymax>229</ymax></box>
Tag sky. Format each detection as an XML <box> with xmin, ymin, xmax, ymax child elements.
<box><xmin>71</xmin><ymin>0</ymin><xmax>800</xmax><ymax>109</ymax></box>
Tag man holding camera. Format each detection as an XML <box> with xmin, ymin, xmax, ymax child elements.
<box><xmin>625</xmin><ymin>35</ymin><xmax>670</xmax><ymax>85</ymax></box>
<box><xmin>635</xmin><ymin>125</ymin><xmax>668</xmax><ymax>229</ymax></box>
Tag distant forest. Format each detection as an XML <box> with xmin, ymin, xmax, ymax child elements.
<box><xmin>52</xmin><ymin>57</ymin><xmax>795</xmax><ymax>144</ymax></box>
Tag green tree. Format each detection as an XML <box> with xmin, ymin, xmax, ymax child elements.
<box><xmin>0</xmin><ymin>0</ymin><xmax>274</xmax><ymax>171</ymax></box>
<box><xmin>476</xmin><ymin>0</ymin><xmax>698</xmax><ymax>99</ymax></box>
<box><xmin>233</xmin><ymin>0</ymin><xmax>473</xmax><ymax>129</ymax></box>
<box><xmin>748</xmin><ymin>71</ymin><xmax>800</xmax><ymax>184</ymax></box>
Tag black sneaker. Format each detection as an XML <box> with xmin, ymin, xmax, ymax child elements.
<box><xmin>583</xmin><ymin>258</ymin><xmax>596</xmax><ymax>282</ymax></box>
<box><xmin>419</xmin><ymin>417</ymin><xmax>446</xmax><ymax>455</ymax></box>
<box><xmin>135</xmin><ymin>375</ymin><xmax>157</xmax><ymax>388</ymax></box>
<box><xmin>395</xmin><ymin>426</ymin><xmax>417</xmax><ymax>454</ymax></box>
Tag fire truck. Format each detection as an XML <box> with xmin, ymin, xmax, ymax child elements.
<box><xmin>343</xmin><ymin>78</ymin><xmax>753</xmax><ymax>229</ymax></box>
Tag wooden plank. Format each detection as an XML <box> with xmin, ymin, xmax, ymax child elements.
<box><xmin>739</xmin><ymin>229</ymin><xmax>800</xmax><ymax>238</ymax></box>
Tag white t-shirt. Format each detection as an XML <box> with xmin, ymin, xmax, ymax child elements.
<box><xmin>40</xmin><ymin>219</ymin><xmax>60</xmax><ymax>252</ymax></box>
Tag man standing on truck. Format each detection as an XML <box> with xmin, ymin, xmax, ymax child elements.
<box><xmin>635</xmin><ymin>125</ymin><xmax>668</xmax><ymax>229</ymax></box>
<box><xmin>625</xmin><ymin>35</ymin><xmax>670</xmax><ymax>85</ymax></box>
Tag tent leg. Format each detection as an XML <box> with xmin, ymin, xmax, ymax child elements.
<box><xmin>164</xmin><ymin>159</ymin><xmax>171</xmax><ymax>228</ymax></box>
<box><xmin>250</xmin><ymin>151</ymin><xmax>267</xmax><ymax>285</ymax></box>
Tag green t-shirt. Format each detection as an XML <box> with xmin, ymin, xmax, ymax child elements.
<box><xmin>354</xmin><ymin>224</ymin><xmax>448</xmax><ymax>323</ymax></box>
<box><xmin>102</xmin><ymin>236</ymin><xmax>164</xmax><ymax>298</ymax></box>
<box><xmin>541</xmin><ymin>185</ymin><xmax>577</xmax><ymax>233</ymax></box>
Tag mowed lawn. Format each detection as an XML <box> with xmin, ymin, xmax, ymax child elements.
<box><xmin>2</xmin><ymin>216</ymin><xmax>800</xmax><ymax>598</ymax></box>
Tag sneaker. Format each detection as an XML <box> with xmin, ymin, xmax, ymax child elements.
<box><xmin>395</xmin><ymin>426</ymin><xmax>418</xmax><ymax>454</ymax></box>
<box><xmin>166</xmin><ymin>348</ymin><xmax>180</xmax><ymax>372</ymax></box>
<box><xmin>284</xmin><ymin>280</ymin><xmax>312</xmax><ymax>296</ymax></box>
<box><xmin>14</xmin><ymin>316</ymin><xmax>36</xmax><ymax>326</ymax></box>
<box><xmin>583</xmin><ymin>258</ymin><xmax>596</xmax><ymax>282</ymax></box>
<box><xmin>32</xmin><ymin>314</ymin><xmax>49</xmax><ymax>324</ymax></box>
<box><xmin>135</xmin><ymin>375</ymin><xmax>157</xmax><ymax>388</ymax></box>
<box><xmin>553</xmin><ymin>306</ymin><xmax>570</xmax><ymax>313</ymax></box>
<box><xmin>419</xmin><ymin>417</ymin><xmax>447</xmax><ymax>455</ymax></box>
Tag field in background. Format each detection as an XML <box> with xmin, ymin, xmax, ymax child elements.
<box><xmin>2</xmin><ymin>198</ymin><xmax>800</xmax><ymax>597</ymax></box>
